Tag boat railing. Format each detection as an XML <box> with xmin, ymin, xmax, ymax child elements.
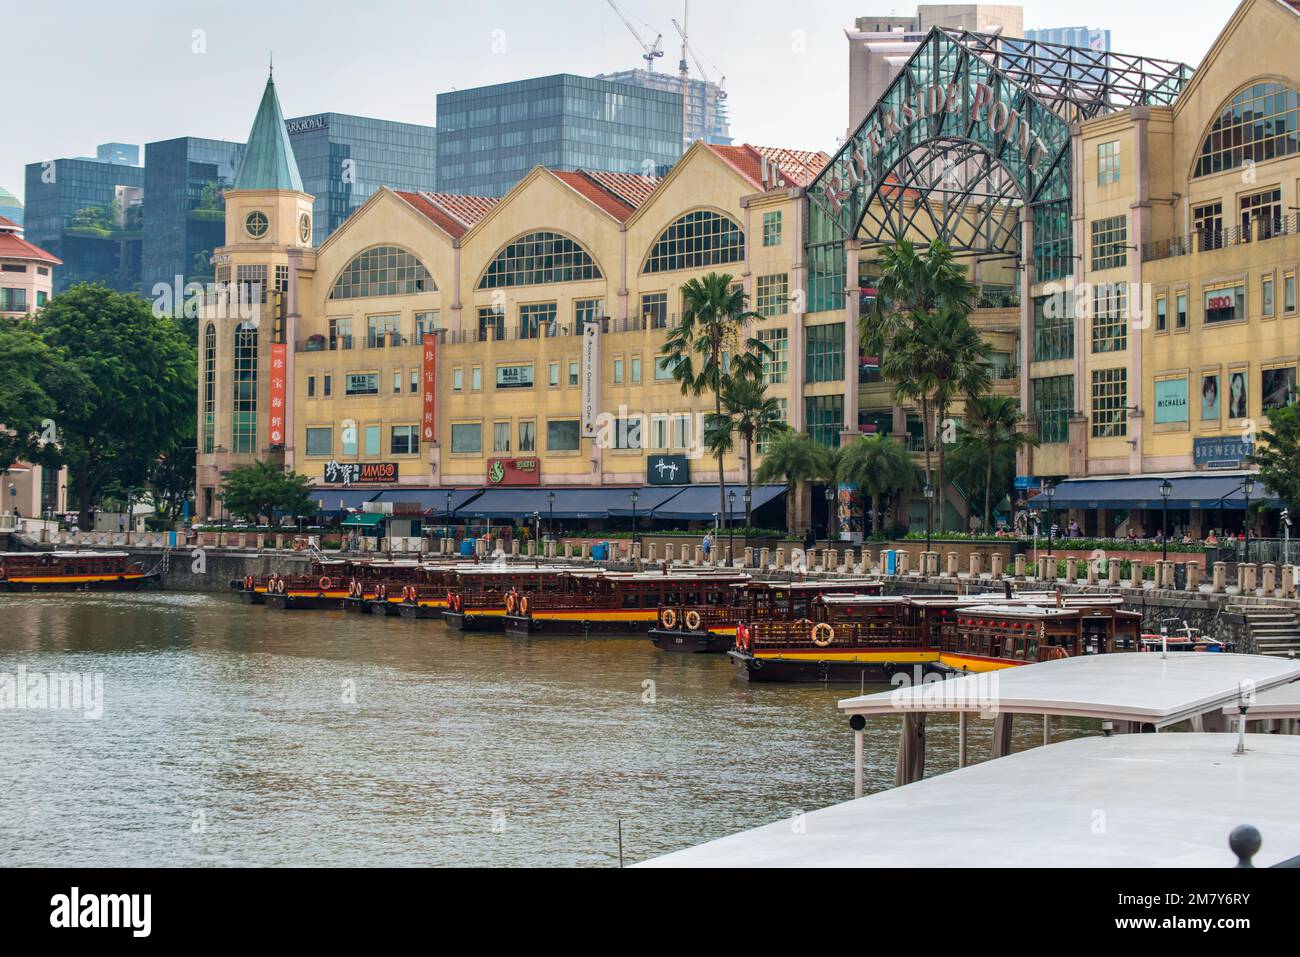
<box><xmin>750</xmin><ymin>620</ymin><xmax>924</xmax><ymax>650</ymax></box>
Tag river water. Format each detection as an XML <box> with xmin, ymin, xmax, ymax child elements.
<box><xmin>0</xmin><ymin>591</ymin><xmax>1094</xmax><ymax>867</ymax></box>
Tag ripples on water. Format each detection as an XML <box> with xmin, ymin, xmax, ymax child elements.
<box><xmin>0</xmin><ymin>592</ymin><xmax>1096</xmax><ymax>866</ymax></box>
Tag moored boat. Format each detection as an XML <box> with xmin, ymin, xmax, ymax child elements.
<box><xmin>443</xmin><ymin>565</ymin><xmax>576</xmax><ymax>631</ymax></box>
<box><xmin>648</xmin><ymin>578</ymin><xmax>885</xmax><ymax>653</ymax></box>
<box><xmin>503</xmin><ymin>569</ymin><xmax>749</xmax><ymax>636</ymax></box>
<box><xmin>0</xmin><ymin>550</ymin><xmax>160</xmax><ymax>591</ymax></box>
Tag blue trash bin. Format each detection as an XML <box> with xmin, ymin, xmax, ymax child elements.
<box><xmin>459</xmin><ymin>538</ymin><xmax>475</xmax><ymax>557</ymax></box>
<box><xmin>885</xmin><ymin>549</ymin><xmax>897</xmax><ymax>575</ymax></box>
<box><xmin>592</xmin><ymin>542</ymin><xmax>608</xmax><ymax>561</ymax></box>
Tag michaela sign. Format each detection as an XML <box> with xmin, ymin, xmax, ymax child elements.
<box><xmin>646</xmin><ymin>454</ymin><xmax>689</xmax><ymax>485</ymax></box>
<box><xmin>323</xmin><ymin>461</ymin><xmax>399</xmax><ymax>485</ymax></box>
<box><xmin>487</xmin><ymin>457</ymin><xmax>540</xmax><ymax>486</ymax></box>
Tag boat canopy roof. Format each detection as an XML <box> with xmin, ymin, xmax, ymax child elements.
<box><xmin>1223</xmin><ymin>679</ymin><xmax>1300</xmax><ymax>719</ymax></box>
<box><xmin>838</xmin><ymin>652</ymin><xmax>1300</xmax><ymax>727</ymax></box>
<box><xmin>638</xmin><ymin>733</ymin><xmax>1300</xmax><ymax>868</ymax></box>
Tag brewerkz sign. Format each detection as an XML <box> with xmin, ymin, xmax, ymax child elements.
<box><xmin>647</xmin><ymin>454</ymin><xmax>689</xmax><ymax>485</ymax></box>
<box><xmin>487</xmin><ymin>457</ymin><xmax>540</xmax><ymax>486</ymax></box>
<box><xmin>323</xmin><ymin>461</ymin><xmax>399</xmax><ymax>485</ymax></box>
<box><xmin>1193</xmin><ymin>437</ymin><xmax>1254</xmax><ymax>469</ymax></box>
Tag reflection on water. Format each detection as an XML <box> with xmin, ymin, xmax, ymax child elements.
<box><xmin>0</xmin><ymin>592</ymin><xmax>1096</xmax><ymax>866</ymax></box>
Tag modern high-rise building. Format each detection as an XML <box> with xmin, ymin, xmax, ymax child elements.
<box><xmin>142</xmin><ymin>136</ymin><xmax>246</xmax><ymax>294</ymax></box>
<box><xmin>285</xmin><ymin>113</ymin><xmax>438</xmax><ymax>247</ymax></box>
<box><xmin>1025</xmin><ymin>26</ymin><xmax>1111</xmax><ymax>51</ymax></box>
<box><xmin>846</xmin><ymin>5</ymin><xmax>1024</xmax><ymax>132</ymax></box>
<box><xmin>22</xmin><ymin>145</ymin><xmax>145</xmax><ymax>293</ymax></box>
<box><xmin>595</xmin><ymin>69</ymin><xmax>730</xmax><ymax>147</ymax></box>
<box><xmin>0</xmin><ymin>185</ymin><xmax>23</xmax><ymax>226</ymax></box>
<box><xmin>435</xmin><ymin>74</ymin><xmax>682</xmax><ymax>197</ymax></box>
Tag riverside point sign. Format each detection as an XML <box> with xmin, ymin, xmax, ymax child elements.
<box><xmin>821</xmin><ymin>77</ymin><xmax>1052</xmax><ymax>216</ymax></box>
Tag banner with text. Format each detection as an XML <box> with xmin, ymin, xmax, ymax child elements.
<box><xmin>581</xmin><ymin>321</ymin><xmax>600</xmax><ymax>438</ymax></box>
<box><xmin>421</xmin><ymin>334</ymin><xmax>437</xmax><ymax>444</ymax></box>
<box><xmin>268</xmin><ymin>342</ymin><xmax>287</xmax><ymax>447</ymax></box>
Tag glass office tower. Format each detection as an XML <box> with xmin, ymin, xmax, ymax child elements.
<box><xmin>142</xmin><ymin>137</ymin><xmax>246</xmax><ymax>293</ymax></box>
<box><xmin>23</xmin><ymin>149</ymin><xmax>145</xmax><ymax>293</ymax></box>
<box><xmin>0</xmin><ymin>185</ymin><xmax>23</xmax><ymax>226</ymax></box>
<box><xmin>286</xmin><ymin>113</ymin><xmax>438</xmax><ymax>246</ymax></box>
<box><xmin>436</xmin><ymin>74</ymin><xmax>682</xmax><ymax>197</ymax></box>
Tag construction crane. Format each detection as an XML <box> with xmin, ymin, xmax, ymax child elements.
<box><xmin>605</xmin><ymin>0</ymin><xmax>664</xmax><ymax>71</ymax></box>
<box><xmin>671</xmin><ymin>13</ymin><xmax>727</xmax><ymax>99</ymax></box>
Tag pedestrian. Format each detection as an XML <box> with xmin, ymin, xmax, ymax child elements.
<box><xmin>701</xmin><ymin>530</ymin><xmax>713</xmax><ymax>560</ymax></box>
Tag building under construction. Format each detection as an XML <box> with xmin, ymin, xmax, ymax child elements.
<box><xmin>596</xmin><ymin>69</ymin><xmax>731</xmax><ymax>146</ymax></box>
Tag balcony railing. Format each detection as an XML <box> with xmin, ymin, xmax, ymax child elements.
<box><xmin>1143</xmin><ymin>213</ymin><xmax>1300</xmax><ymax>263</ymax></box>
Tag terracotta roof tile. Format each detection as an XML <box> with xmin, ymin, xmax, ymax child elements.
<box><xmin>395</xmin><ymin>190</ymin><xmax>499</xmax><ymax>238</ymax></box>
<box><xmin>578</xmin><ymin>170</ymin><xmax>661</xmax><ymax>208</ymax></box>
<box><xmin>707</xmin><ymin>143</ymin><xmax>830</xmax><ymax>190</ymax></box>
<box><xmin>0</xmin><ymin>221</ymin><xmax>61</xmax><ymax>265</ymax></box>
<box><xmin>552</xmin><ymin>171</ymin><xmax>637</xmax><ymax>222</ymax></box>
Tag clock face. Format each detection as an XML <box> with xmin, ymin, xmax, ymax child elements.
<box><xmin>299</xmin><ymin>212</ymin><xmax>311</xmax><ymax>243</ymax></box>
<box><xmin>245</xmin><ymin>211</ymin><xmax>268</xmax><ymax>239</ymax></box>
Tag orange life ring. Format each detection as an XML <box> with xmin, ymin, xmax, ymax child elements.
<box><xmin>684</xmin><ymin>609</ymin><xmax>702</xmax><ymax>631</ymax></box>
<box><xmin>276</xmin><ymin>578</ymin><xmax>286</xmax><ymax>594</ymax></box>
<box><xmin>519</xmin><ymin>595</ymin><xmax>530</xmax><ymax>615</ymax></box>
<box><xmin>319</xmin><ymin>576</ymin><xmax>332</xmax><ymax>591</ymax></box>
<box><xmin>505</xmin><ymin>592</ymin><xmax>517</xmax><ymax>614</ymax></box>
<box><xmin>661</xmin><ymin>607</ymin><xmax>677</xmax><ymax>630</ymax></box>
<box><xmin>244</xmin><ymin>575</ymin><xmax>253</xmax><ymax>590</ymax></box>
<box><xmin>736</xmin><ymin>623</ymin><xmax>749</xmax><ymax>651</ymax></box>
<box><xmin>453</xmin><ymin>593</ymin><xmax>462</xmax><ymax>612</ymax></box>
<box><xmin>811</xmin><ymin>622</ymin><xmax>835</xmax><ymax>647</ymax></box>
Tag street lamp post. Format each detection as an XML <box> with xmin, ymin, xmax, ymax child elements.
<box><xmin>727</xmin><ymin>490</ymin><xmax>736</xmax><ymax>563</ymax></box>
<box><xmin>1045</xmin><ymin>482</ymin><xmax>1056</xmax><ymax>557</ymax></box>
<box><xmin>445</xmin><ymin>491</ymin><xmax>453</xmax><ymax>547</ymax></box>
<box><xmin>532</xmin><ymin>510</ymin><xmax>541</xmax><ymax>566</ymax></box>
<box><xmin>824</xmin><ymin>486</ymin><xmax>835</xmax><ymax>545</ymax></box>
<box><xmin>547</xmin><ymin>490</ymin><xmax>556</xmax><ymax>546</ymax></box>
<box><xmin>743</xmin><ymin>489</ymin><xmax>752</xmax><ymax>553</ymax></box>
<box><xmin>1159</xmin><ymin>479</ymin><xmax>1173</xmax><ymax>562</ymax></box>
<box><xmin>1243</xmin><ymin>475</ymin><xmax>1256</xmax><ymax>566</ymax></box>
<box><xmin>630</xmin><ymin>489</ymin><xmax>639</xmax><ymax>556</ymax></box>
<box><xmin>923</xmin><ymin>483</ymin><xmax>934</xmax><ymax>554</ymax></box>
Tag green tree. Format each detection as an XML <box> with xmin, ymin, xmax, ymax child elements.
<box><xmin>703</xmin><ymin>374</ymin><xmax>785</xmax><ymax>527</ymax></box>
<box><xmin>220</xmin><ymin>460</ymin><xmax>315</xmax><ymax>525</ymax></box>
<box><xmin>864</xmin><ymin>239</ymin><xmax>984</xmax><ymax>534</ymax></box>
<box><xmin>0</xmin><ymin>322</ymin><xmax>69</xmax><ymax>474</ymax></box>
<box><xmin>36</xmin><ymin>284</ymin><xmax>196</xmax><ymax>526</ymax></box>
<box><xmin>959</xmin><ymin>394</ymin><xmax>1039</xmax><ymax>533</ymax></box>
<box><xmin>662</xmin><ymin>273</ymin><xmax>769</xmax><ymax>528</ymax></box>
<box><xmin>755</xmin><ymin>428</ymin><xmax>834</xmax><ymax>534</ymax></box>
<box><xmin>1253</xmin><ymin>402</ymin><xmax>1300</xmax><ymax>510</ymax></box>
<box><xmin>837</xmin><ymin>433</ymin><xmax>918</xmax><ymax>538</ymax></box>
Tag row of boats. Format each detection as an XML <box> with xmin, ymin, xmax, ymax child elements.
<box><xmin>230</xmin><ymin>555</ymin><xmax>1225</xmax><ymax>682</ymax></box>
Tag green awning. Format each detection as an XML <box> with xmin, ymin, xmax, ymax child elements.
<box><xmin>341</xmin><ymin>512</ymin><xmax>385</xmax><ymax>527</ymax></box>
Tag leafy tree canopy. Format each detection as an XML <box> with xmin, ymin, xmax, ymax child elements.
<box><xmin>220</xmin><ymin>460</ymin><xmax>315</xmax><ymax>525</ymax></box>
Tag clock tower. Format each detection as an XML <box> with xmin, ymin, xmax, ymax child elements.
<box><xmin>195</xmin><ymin>70</ymin><xmax>316</xmax><ymax>521</ymax></box>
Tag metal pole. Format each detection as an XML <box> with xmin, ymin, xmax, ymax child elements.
<box><xmin>854</xmin><ymin>728</ymin><xmax>864</xmax><ymax>798</ymax></box>
<box><xmin>1162</xmin><ymin>498</ymin><xmax>1169</xmax><ymax>561</ymax></box>
<box><xmin>958</xmin><ymin>711</ymin><xmax>968</xmax><ymax>768</ymax></box>
<box><xmin>1042</xmin><ymin>714</ymin><xmax>1050</xmax><ymax>747</ymax></box>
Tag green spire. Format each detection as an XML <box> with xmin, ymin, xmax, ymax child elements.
<box><xmin>233</xmin><ymin>73</ymin><xmax>305</xmax><ymax>192</ymax></box>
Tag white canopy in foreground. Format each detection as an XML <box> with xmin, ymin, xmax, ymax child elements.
<box><xmin>639</xmin><ymin>733</ymin><xmax>1300</xmax><ymax>868</ymax></box>
<box><xmin>838</xmin><ymin>652</ymin><xmax>1300</xmax><ymax>729</ymax></box>
<box><xmin>1224</xmin><ymin>679</ymin><xmax>1300</xmax><ymax>719</ymax></box>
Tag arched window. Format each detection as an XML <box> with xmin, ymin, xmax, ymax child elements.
<box><xmin>203</xmin><ymin>323</ymin><xmax>216</xmax><ymax>454</ymax></box>
<box><xmin>232</xmin><ymin>322</ymin><xmax>258</xmax><ymax>454</ymax></box>
<box><xmin>1195</xmin><ymin>81</ymin><xmax>1300</xmax><ymax>177</ymax></box>
<box><xmin>478</xmin><ymin>232</ymin><xmax>602</xmax><ymax>289</ymax></box>
<box><xmin>330</xmin><ymin>246</ymin><xmax>434</xmax><ymax>299</ymax></box>
<box><xmin>643</xmin><ymin>210</ymin><xmax>744</xmax><ymax>274</ymax></box>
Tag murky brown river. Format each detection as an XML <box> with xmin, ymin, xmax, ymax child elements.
<box><xmin>0</xmin><ymin>591</ymin><xmax>1095</xmax><ymax>866</ymax></box>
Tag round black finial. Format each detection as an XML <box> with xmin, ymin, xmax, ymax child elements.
<box><xmin>849</xmin><ymin>714</ymin><xmax>866</xmax><ymax>732</ymax></box>
<box><xmin>1229</xmin><ymin>824</ymin><xmax>1261</xmax><ymax>867</ymax></box>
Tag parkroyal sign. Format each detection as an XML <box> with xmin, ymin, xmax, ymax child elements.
<box><xmin>820</xmin><ymin>74</ymin><xmax>1054</xmax><ymax>217</ymax></box>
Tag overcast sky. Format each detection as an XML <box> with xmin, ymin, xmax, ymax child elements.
<box><xmin>4</xmin><ymin>0</ymin><xmax>1239</xmax><ymax>202</ymax></box>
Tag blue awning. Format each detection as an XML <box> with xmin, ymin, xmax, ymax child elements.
<box><xmin>371</xmin><ymin>488</ymin><xmax>483</xmax><ymax>514</ymax></box>
<box><xmin>605</xmin><ymin>486</ymin><xmax>694</xmax><ymax>517</ymax></box>
<box><xmin>649</xmin><ymin>484</ymin><xmax>786</xmax><ymax>521</ymax></box>
<box><xmin>457</xmin><ymin>487</ymin><xmax>636</xmax><ymax>520</ymax></box>
<box><xmin>1026</xmin><ymin>474</ymin><xmax>1277</xmax><ymax>510</ymax></box>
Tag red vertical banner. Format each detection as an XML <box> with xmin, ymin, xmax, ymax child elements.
<box><xmin>421</xmin><ymin>333</ymin><xmax>437</xmax><ymax>445</ymax></box>
<box><xmin>268</xmin><ymin>342</ymin><xmax>287</xmax><ymax>447</ymax></box>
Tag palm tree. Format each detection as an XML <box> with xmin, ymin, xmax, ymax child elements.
<box><xmin>755</xmin><ymin>428</ymin><xmax>832</xmax><ymax>535</ymax></box>
<box><xmin>961</xmin><ymin>394</ymin><xmax>1039</xmax><ymax>533</ymax></box>
<box><xmin>863</xmin><ymin>239</ymin><xmax>983</xmax><ymax>535</ymax></box>
<box><xmin>662</xmin><ymin>273</ymin><xmax>769</xmax><ymax>527</ymax></box>
<box><xmin>703</xmin><ymin>374</ymin><xmax>786</xmax><ymax>528</ymax></box>
<box><xmin>837</xmin><ymin>433</ymin><xmax>918</xmax><ymax>537</ymax></box>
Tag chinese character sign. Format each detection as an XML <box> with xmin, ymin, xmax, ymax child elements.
<box><xmin>268</xmin><ymin>342</ymin><xmax>287</xmax><ymax>446</ymax></box>
<box><xmin>422</xmin><ymin>334</ymin><xmax>437</xmax><ymax>443</ymax></box>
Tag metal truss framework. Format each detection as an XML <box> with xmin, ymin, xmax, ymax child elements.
<box><xmin>805</xmin><ymin>28</ymin><xmax>1195</xmax><ymax>310</ymax></box>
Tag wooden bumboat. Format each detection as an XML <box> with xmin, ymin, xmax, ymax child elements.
<box><xmin>502</xmin><ymin>570</ymin><xmax>750</xmax><ymax>636</ymax></box>
<box><xmin>728</xmin><ymin>592</ymin><xmax>1141</xmax><ymax>682</ymax></box>
<box><xmin>443</xmin><ymin>565</ymin><xmax>577</xmax><ymax>632</ymax></box>
<box><xmin>258</xmin><ymin>559</ymin><xmax>359</xmax><ymax>610</ymax></box>
<box><xmin>648</xmin><ymin>579</ymin><xmax>885</xmax><ymax>653</ymax></box>
<box><xmin>0</xmin><ymin>550</ymin><xmax>160</xmax><ymax>591</ymax></box>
